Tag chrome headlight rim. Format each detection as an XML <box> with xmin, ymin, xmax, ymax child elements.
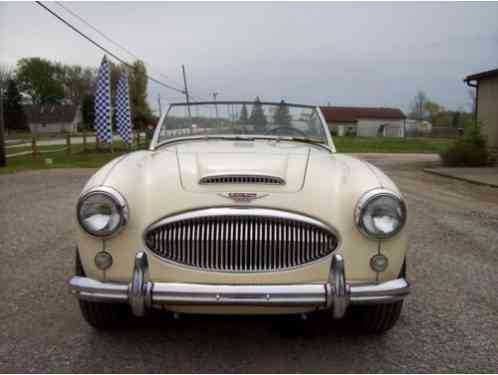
<box><xmin>354</xmin><ymin>188</ymin><xmax>407</xmax><ymax>240</ymax></box>
<box><xmin>77</xmin><ymin>186</ymin><xmax>129</xmax><ymax>238</ymax></box>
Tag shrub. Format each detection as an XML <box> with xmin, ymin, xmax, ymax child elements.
<box><xmin>440</xmin><ymin>123</ymin><xmax>489</xmax><ymax>166</ymax></box>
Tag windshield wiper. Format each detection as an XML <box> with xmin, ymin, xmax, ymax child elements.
<box><xmin>278</xmin><ymin>136</ymin><xmax>331</xmax><ymax>152</ymax></box>
<box><xmin>218</xmin><ymin>135</ymin><xmax>255</xmax><ymax>141</ymax></box>
<box><xmin>247</xmin><ymin>135</ymin><xmax>331</xmax><ymax>152</ymax></box>
<box><xmin>155</xmin><ymin>134</ymin><xmax>256</xmax><ymax>150</ymax></box>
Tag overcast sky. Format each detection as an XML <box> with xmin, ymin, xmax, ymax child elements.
<box><xmin>1</xmin><ymin>2</ymin><xmax>497</xmax><ymax>114</ymax></box>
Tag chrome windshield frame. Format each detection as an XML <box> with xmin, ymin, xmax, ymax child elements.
<box><xmin>150</xmin><ymin>101</ymin><xmax>336</xmax><ymax>152</ymax></box>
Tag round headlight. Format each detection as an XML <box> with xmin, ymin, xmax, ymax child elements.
<box><xmin>77</xmin><ymin>188</ymin><xmax>128</xmax><ymax>237</ymax></box>
<box><xmin>355</xmin><ymin>189</ymin><xmax>406</xmax><ymax>239</ymax></box>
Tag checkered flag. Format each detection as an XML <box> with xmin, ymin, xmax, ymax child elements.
<box><xmin>115</xmin><ymin>70</ymin><xmax>132</xmax><ymax>144</ymax></box>
<box><xmin>94</xmin><ymin>56</ymin><xmax>112</xmax><ymax>144</ymax></box>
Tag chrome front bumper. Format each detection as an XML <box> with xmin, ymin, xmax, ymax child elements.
<box><xmin>69</xmin><ymin>252</ymin><xmax>410</xmax><ymax>319</ymax></box>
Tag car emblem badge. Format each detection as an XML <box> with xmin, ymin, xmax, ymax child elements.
<box><xmin>218</xmin><ymin>192</ymin><xmax>268</xmax><ymax>202</ymax></box>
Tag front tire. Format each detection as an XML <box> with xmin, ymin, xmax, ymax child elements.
<box><xmin>354</xmin><ymin>300</ymin><xmax>403</xmax><ymax>334</ymax></box>
<box><xmin>352</xmin><ymin>258</ymin><xmax>407</xmax><ymax>334</ymax></box>
<box><xmin>75</xmin><ymin>250</ymin><xmax>132</xmax><ymax>330</ymax></box>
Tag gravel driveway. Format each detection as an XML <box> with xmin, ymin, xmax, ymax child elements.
<box><xmin>1</xmin><ymin>154</ymin><xmax>497</xmax><ymax>373</ymax></box>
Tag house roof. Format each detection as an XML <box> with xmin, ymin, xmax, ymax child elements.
<box><xmin>464</xmin><ymin>68</ymin><xmax>498</xmax><ymax>83</ymax></box>
<box><xmin>23</xmin><ymin>104</ymin><xmax>77</xmax><ymax>124</ymax></box>
<box><xmin>320</xmin><ymin>106</ymin><xmax>406</xmax><ymax>123</ymax></box>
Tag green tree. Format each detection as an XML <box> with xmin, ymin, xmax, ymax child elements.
<box><xmin>451</xmin><ymin>112</ymin><xmax>461</xmax><ymax>129</ymax></box>
<box><xmin>128</xmin><ymin>60</ymin><xmax>152</xmax><ymax>129</ymax></box>
<box><xmin>0</xmin><ymin>64</ymin><xmax>14</xmax><ymax>167</ymax></box>
<box><xmin>273</xmin><ymin>100</ymin><xmax>292</xmax><ymax>126</ymax></box>
<box><xmin>424</xmin><ymin>100</ymin><xmax>445</xmax><ymax>124</ymax></box>
<box><xmin>239</xmin><ymin>104</ymin><xmax>249</xmax><ymax>124</ymax></box>
<box><xmin>81</xmin><ymin>93</ymin><xmax>95</xmax><ymax>129</ymax></box>
<box><xmin>409</xmin><ymin>91</ymin><xmax>428</xmax><ymax>121</ymax></box>
<box><xmin>249</xmin><ymin>97</ymin><xmax>267</xmax><ymax>130</ymax></box>
<box><xmin>106</xmin><ymin>59</ymin><xmax>152</xmax><ymax>129</ymax></box>
<box><xmin>16</xmin><ymin>57</ymin><xmax>65</xmax><ymax>105</ymax></box>
<box><xmin>3</xmin><ymin>79</ymin><xmax>27</xmax><ymax>131</ymax></box>
<box><xmin>61</xmin><ymin>64</ymin><xmax>95</xmax><ymax>106</ymax></box>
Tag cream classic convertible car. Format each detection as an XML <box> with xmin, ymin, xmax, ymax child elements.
<box><xmin>70</xmin><ymin>100</ymin><xmax>410</xmax><ymax>333</ymax></box>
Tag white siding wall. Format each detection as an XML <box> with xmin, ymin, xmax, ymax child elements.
<box><xmin>327</xmin><ymin>122</ymin><xmax>357</xmax><ymax>136</ymax></box>
<box><xmin>477</xmin><ymin>76</ymin><xmax>498</xmax><ymax>149</ymax></box>
<box><xmin>328</xmin><ymin>119</ymin><xmax>405</xmax><ymax>137</ymax></box>
<box><xmin>356</xmin><ymin>118</ymin><xmax>404</xmax><ymax>137</ymax></box>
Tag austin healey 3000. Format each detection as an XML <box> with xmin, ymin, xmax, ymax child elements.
<box><xmin>70</xmin><ymin>101</ymin><xmax>409</xmax><ymax>333</ymax></box>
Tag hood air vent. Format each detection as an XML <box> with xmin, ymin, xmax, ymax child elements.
<box><xmin>199</xmin><ymin>174</ymin><xmax>285</xmax><ymax>185</ymax></box>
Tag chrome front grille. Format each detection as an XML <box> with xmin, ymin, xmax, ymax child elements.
<box><xmin>199</xmin><ymin>174</ymin><xmax>285</xmax><ymax>185</ymax></box>
<box><xmin>145</xmin><ymin>208</ymin><xmax>338</xmax><ymax>272</ymax></box>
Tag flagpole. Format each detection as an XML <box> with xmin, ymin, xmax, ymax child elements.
<box><xmin>110</xmin><ymin>103</ymin><xmax>113</xmax><ymax>153</ymax></box>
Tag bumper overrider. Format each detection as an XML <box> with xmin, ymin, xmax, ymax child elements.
<box><xmin>69</xmin><ymin>252</ymin><xmax>410</xmax><ymax>318</ymax></box>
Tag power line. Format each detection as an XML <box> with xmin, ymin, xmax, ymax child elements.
<box><xmin>55</xmin><ymin>1</ymin><xmax>184</xmax><ymax>88</ymax></box>
<box><xmin>35</xmin><ymin>1</ymin><xmax>186</xmax><ymax>95</ymax></box>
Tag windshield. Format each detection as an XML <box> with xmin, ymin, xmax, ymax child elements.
<box><xmin>156</xmin><ymin>101</ymin><xmax>329</xmax><ymax>146</ymax></box>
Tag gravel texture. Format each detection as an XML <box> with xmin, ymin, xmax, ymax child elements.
<box><xmin>1</xmin><ymin>155</ymin><xmax>498</xmax><ymax>373</ymax></box>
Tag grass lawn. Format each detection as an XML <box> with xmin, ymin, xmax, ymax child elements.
<box><xmin>1</xmin><ymin>143</ymin><xmax>143</xmax><ymax>174</ymax></box>
<box><xmin>6</xmin><ymin>144</ymin><xmax>69</xmax><ymax>155</ymax></box>
<box><xmin>334</xmin><ymin>136</ymin><xmax>453</xmax><ymax>154</ymax></box>
<box><xmin>1</xmin><ymin>136</ymin><xmax>453</xmax><ymax>174</ymax></box>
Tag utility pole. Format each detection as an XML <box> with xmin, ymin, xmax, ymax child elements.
<box><xmin>212</xmin><ymin>92</ymin><xmax>219</xmax><ymax>119</ymax></box>
<box><xmin>0</xmin><ymin>86</ymin><xmax>5</xmax><ymax>167</ymax></box>
<box><xmin>181</xmin><ymin>64</ymin><xmax>191</xmax><ymax>118</ymax></box>
<box><xmin>157</xmin><ymin>93</ymin><xmax>162</xmax><ymax>118</ymax></box>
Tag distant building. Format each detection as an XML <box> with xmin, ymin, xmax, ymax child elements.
<box><xmin>405</xmin><ymin>119</ymin><xmax>432</xmax><ymax>136</ymax></box>
<box><xmin>320</xmin><ymin>106</ymin><xmax>406</xmax><ymax>137</ymax></box>
<box><xmin>464</xmin><ymin>68</ymin><xmax>498</xmax><ymax>156</ymax></box>
<box><xmin>24</xmin><ymin>104</ymin><xmax>81</xmax><ymax>134</ymax></box>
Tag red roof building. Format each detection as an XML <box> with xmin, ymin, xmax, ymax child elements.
<box><xmin>319</xmin><ymin>106</ymin><xmax>406</xmax><ymax>137</ymax></box>
<box><xmin>320</xmin><ymin>106</ymin><xmax>406</xmax><ymax>123</ymax></box>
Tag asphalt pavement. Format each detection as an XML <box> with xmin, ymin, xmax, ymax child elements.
<box><xmin>1</xmin><ymin>154</ymin><xmax>497</xmax><ymax>373</ymax></box>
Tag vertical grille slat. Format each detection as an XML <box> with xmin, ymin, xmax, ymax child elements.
<box><xmin>208</xmin><ymin>219</ymin><xmax>214</xmax><ymax>269</ymax></box>
<box><xmin>265</xmin><ymin>218</ymin><xmax>270</xmax><ymax>271</ymax></box>
<box><xmin>146</xmin><ymin>210</ymin><xmax>337</xmax><ymax>272</ymax></box>
<box><xmin>222</xmin><ymin>218</ymin><xmax>227</xmax><ymax>270</ymax></box>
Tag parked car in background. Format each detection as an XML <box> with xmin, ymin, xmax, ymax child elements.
<box><xmin>70</xmin><ymin>101</ymin><xmax>410</xmax><ymax>333</ymax></box>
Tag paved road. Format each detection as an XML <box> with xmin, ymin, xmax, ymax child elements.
<box><xmin>1</xmin><ymin>154</ymin><xmax>497</xmax><ymax>373</ymax></box>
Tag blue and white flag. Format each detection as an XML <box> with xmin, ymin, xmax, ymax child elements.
<box><xmin>94</xmin><ymin>56</ymin><xmax>112</xmax><ymax>144</ymax></box>
<box><xmin>115</xmin><ymin>70</ymin><xmax>132</xmax><ymax>144</ymax></box>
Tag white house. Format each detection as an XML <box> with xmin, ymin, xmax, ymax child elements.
<box><xmin>24</xmin><ymin>104</ymin><xmax>82</xmax><ymax>134</ymax></box>
<box><xmin>464</xmin><ymin>67</ymin><xmax>498</xmax><ymax>157</ymax></box>
<box><xmin>405</xmin><ymin>119</ymin><xmax>432</xmax><ymax>136</ymax></box>
<box><xmin>320</xmin><ymin>106</ymin><xmax>406</xmax><ymax>137</ymax></box>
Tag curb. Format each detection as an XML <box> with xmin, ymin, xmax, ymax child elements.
<box><xmin>424</xmin><ymin>168</ymin><xmax>498</xmax><ymax>188</ymax></box>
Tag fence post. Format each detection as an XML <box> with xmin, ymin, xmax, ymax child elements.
<box><xmin>82</xmin><ymin>127</ymin><xmax>87</xmax><ymax>152</ymax></box>
<box><xmin>136</xmin><ymin>131</ymin><xmax>140</xmax><ymax>149</ymax></box>
<box><xmin>96</xmin><ymin>136</ymin><xmax>100</xmax><ymax>151</ymax></box>
<box><xmin>66</xmin><ymin>134</ymin><xmax>71</xmax><ymax>155</ymax></box>
<box><xmin>32</xmin><ymin>137</ymin><xmax>37</xmax><ymax>159</ymax></box>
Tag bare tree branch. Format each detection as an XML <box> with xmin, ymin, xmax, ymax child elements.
<box><xmin>467</xmin><ymin>89</ymin><xmax>476</xmax><ymax>113</ymax></box>
<box><xmin>0</xmin><ymin>64</ymin><xmax>14</xmax><ymax>89</ymax></box>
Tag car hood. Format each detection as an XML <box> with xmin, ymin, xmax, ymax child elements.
<box><xmin>175</xmin><ymin>140</ymin><xmax>310</xmax><ymax>192</ymax></box>
<box><xmin>86</xmin><ymin>141</ymin><xmax>399</xmax><ymax>224</ymax></box>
